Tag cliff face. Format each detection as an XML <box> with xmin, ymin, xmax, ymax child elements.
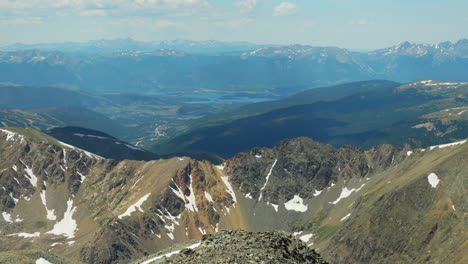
<box><xmin>0</xmin><ymin>128</ymin><xmax>466</xmax><ymax>264</ymax></box>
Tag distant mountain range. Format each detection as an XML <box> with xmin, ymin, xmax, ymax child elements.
<box><xmin>0</xmin><ymin>39</ymin><xmax>468</xmax><ymax>95</ymax></box>
<box><xmin>0</xmin><ymin>39</ymin><xmax>268</xmax><ymax>54</ymax></box>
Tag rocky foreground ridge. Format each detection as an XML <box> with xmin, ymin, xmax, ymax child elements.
<box><xmin>138</xmin><ymin>230</ymin><xmax>328</xmax><ymax>264</ymax></box>
<box><xmin>0</xmin><ymin>127</ymin><xmax>466</xmax><ymax>264</ymax></box>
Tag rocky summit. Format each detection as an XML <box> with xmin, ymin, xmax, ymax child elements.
<box><xmin>143</xmin><ymin>230</ymin><xmax>328</xmax><ymax>264</ymax></box>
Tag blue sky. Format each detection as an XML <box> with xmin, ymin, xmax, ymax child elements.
<box><xmin>0</xmin><ymin>0</ymin><xmax>467</xmax><ymax>49</ymax></box>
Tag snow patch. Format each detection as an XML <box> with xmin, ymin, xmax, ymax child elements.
<box><xmin>216</xmin><ymin>164</ymin><xmax>225</xmax><ymax>171</ymax></box>
<box><xmin>330</xmin><ymin>184</ymin><xmax>365</xmax><ymax>205</ymax></box>
<box><xmin>258</xmin><ymin>159</ymin><xmax>277</xmax><ymax>201</ymax></box>
<box><xmin>292</xmin><ymin>231</ymin><xmax>302</xmax><ymax>236</ymax></box>
<box><xmin>427</xmin><ymin>173</ymin><xmax>440</xmax><ymax>188</ymax></box>
<box><xmin>46</xmin><ymin>199</ymin><xmax>78</xmax><ymax>239</ymax></box>
<box><xmin>255</xmin><ymin>154</ymin><xmax>262</xmax><ymax>158</ymax></box>
<box><xmin>313</xmin><ymin>189</ymin><xmax>323</xmax><ymax>197</ymax></box>
<box><xmin>140</xmin><ymin>242</ymin><xmax>201</xmax><ymax>264</ymax></box>
<box><xmin>407</xmin><ymin>151</ymin><xmax>413</xmax><ymax>156</ymax></box>
<box><xmin>266</xmin><ymin>202</ymin><xmax>279</xmax><ymax>212</ymax></box>
<box><xmin>299</xmin><ymin>233</ymin><xmax>313</xmax><ymax>243</ymax></box>
<box><xmin>118</xmin><ymin>193</ymin><xmax>151</xmax><ymax>219</ymax></box>
<box><xmin>0</xmin><ymin>128</ymin><xmax>24</xmax><ymax>142</ymax></box>
<box><xmin>36</xmin><ymin>258</ymin><xmax>53</xmax><ymax>264</ymax></box>
<box><xmin>2</xmin><ymin>212</ymin><xmax>12</xmax><ymax>223</ymax></box>
<box><xmin>244</xmin><ymin>193</ymin><xmax>253</xmax><ymax>199</ymax></box>
<box><xmin>284</xmin><ymin>195</ymin><xmax>308</xmax><ymax>212</ymax></box>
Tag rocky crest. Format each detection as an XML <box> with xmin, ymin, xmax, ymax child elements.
<box><xmin>155</xmin><ymin>230</ymin><xmax>328</xmax><ymax>264</ymax></box>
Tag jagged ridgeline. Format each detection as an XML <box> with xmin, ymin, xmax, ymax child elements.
<box><xmin>0</xmin><ymin>128</ymin><xmax>466</xmax><ymax>264</ymax></box>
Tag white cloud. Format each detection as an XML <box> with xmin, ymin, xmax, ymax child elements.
<box><xmin>273</xmin><ymin>2</ymin><xmax>297</xmax><ymax>17</ymax></box>
<box><xmin>0</xmin><ymin>0</ymin><xmax>210</xmax><ymax>17</ymax></box>
<box><xmin>234</xmin><ymin>0</ymin><xmax>256</xmax><ymax>13</ymax></box>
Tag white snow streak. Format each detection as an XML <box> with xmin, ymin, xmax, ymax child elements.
<box><xmin>118</xmin><ymin>193</ymin><xmax>151</xmax><ymax>219</ymax></box>
<box><xmin>58</xmin><ymin>141</ymin><xmax>103</xmax><ymax>160</ymax></box>
<box><xmin>40</xmin><ymin>190</ymin><xmax>56</xmax><ymax>220</ymax></box>
<box><xmin>340</xmin><ymin>213</ymin><xmax>351</xmax><ymax>221</ymax></box>
<box><xmin>8</xmin><ymin>232</ymin><xmax>40</xmax><ymax>238</ymax></box>
<box><xmin>221</xmin><ymin>176</ymin><xmax>237</xmax><ymax>204</ymax></box>
<box><xmin>185</xmin><ymin>174</ymin><xmax>198</xmax><ymax>212</ymax></box>
<box><xmin>258</xmin><ymin>159</ymin><xmax>277</xmax><ymax>201</ymax></box>
<box><xmin>204</xmin><ymin>192</ymin><xmax>214</xmax><ymax>203</ymax></box>
<box><xmin>74</xmin><ymin>133</ymin><xmax>109</xmax><ymax>140</ymax></box>
<box><xmin>22</xmin><ymin>162</ymin><xmax>38</xmax><ymax>187</ymax></box>
<box><xmin>429</xmin><ymin>140</ymin><xmax>466</xmax><ymax>150</ymax></box>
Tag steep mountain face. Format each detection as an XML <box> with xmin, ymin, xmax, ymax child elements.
<box><xmin>45</xmin><ymin>127</ymin><xmax>159</xmax><ymax>161</ymax></box>
<box><xmin>0</xmin><ymin>128</ymin><xmax>466</xmax><ymax>264</ymax></box>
